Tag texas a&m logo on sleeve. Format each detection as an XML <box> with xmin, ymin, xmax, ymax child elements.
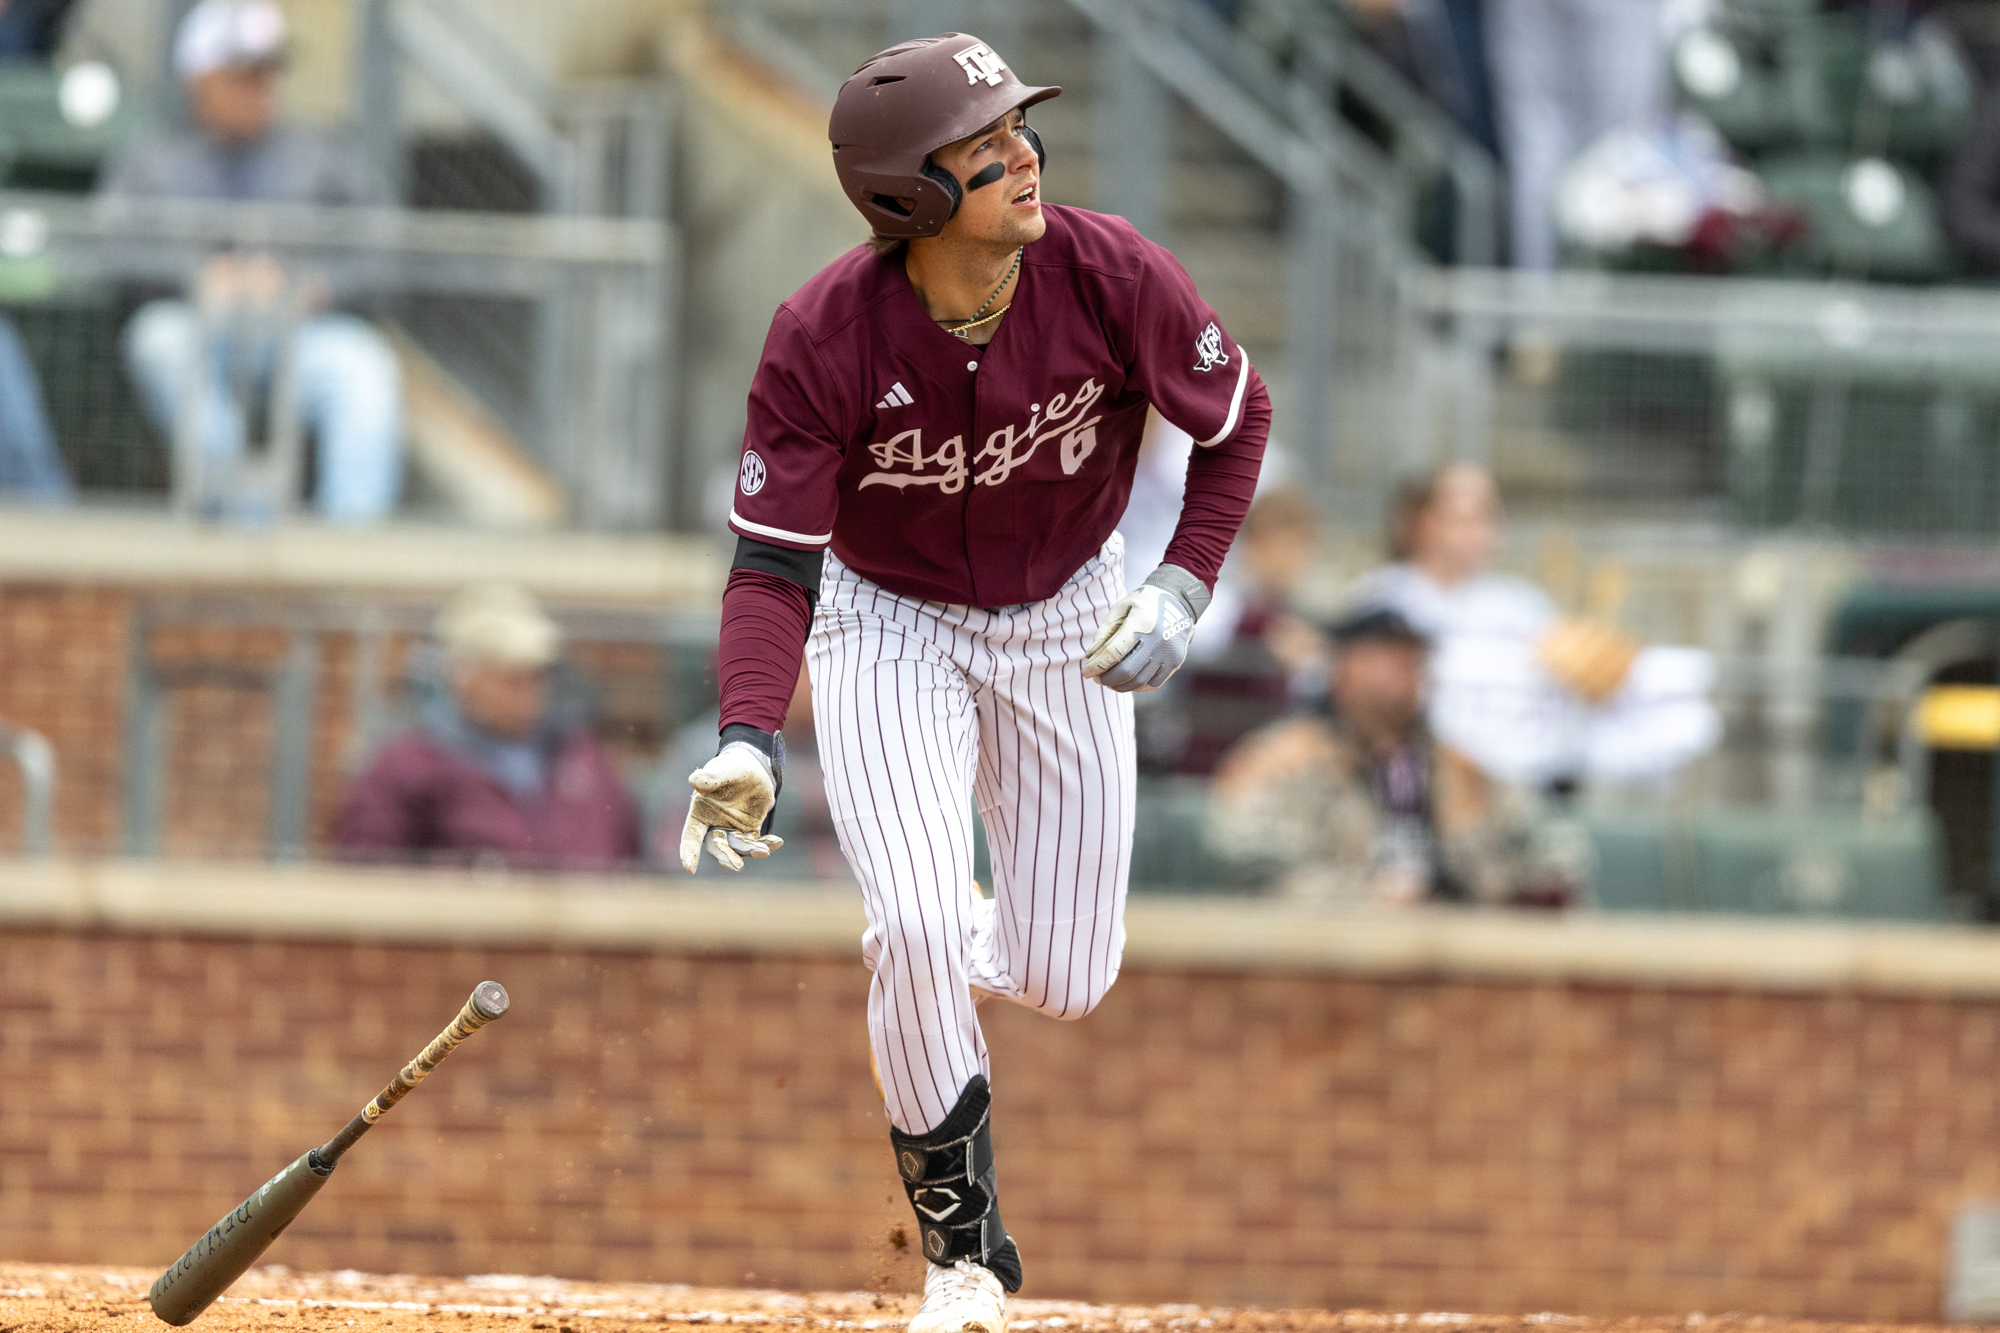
<box><xmin>1193</xmin><ymin>322</ymin><xmax>1230</xmax><ymax>373</ymax></box>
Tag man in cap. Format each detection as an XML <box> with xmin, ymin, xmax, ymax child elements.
<box><xmin>678</xmin><ymin>30</ymin><xmax>1271</xmax><ymax>1333</ymax></box>
<box><xmin>1208</xmin><ymin>604</ymin><xmax>1546</xmax><ymax>906</ymax></box>
<box><xmin>332</xmin><ymin>584</ymin><xmax>641</xmax><ymax>870</ymax></box>
<box><xmin>98</xmin><ymin>0</ymin><xmax>401</xmax><ymax>522</ymax></box>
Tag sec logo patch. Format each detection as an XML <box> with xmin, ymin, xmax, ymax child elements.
<box><xmin>739</xmin><ymin>451</ymin><xmax>767</xmax><ymax>496</ymax></box>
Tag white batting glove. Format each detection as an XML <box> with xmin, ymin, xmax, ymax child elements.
<box><xmin>680</xmin><ymin>738</ymin><xmax>784</xmax><ymax>873</ymax></box>
<box><xmin>1083</xmin><ymin>563</ymin><xmax>1210</xmax><ymax>693</ymax></box>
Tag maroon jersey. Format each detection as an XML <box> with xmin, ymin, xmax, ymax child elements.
<box><xmin>729</xmin><ymin>205</ymin><xmax>1268</xmax><ymax>607</ymax></box>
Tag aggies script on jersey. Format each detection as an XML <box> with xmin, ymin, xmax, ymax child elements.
<box><xmin>729</xmin><ymin>205</ymin><xmax>1270</xmax><ymax>609</ymax></box>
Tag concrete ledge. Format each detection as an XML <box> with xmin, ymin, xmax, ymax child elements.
<box><xmin>8</xmin><ymin>858</ymin><xmax>2000</xmax><ymax>997</ymax></box>
<box><xmin>0</xmin><ymin>859</ymin><xmax>864</xmax><ymax>956</ymax></box>
<box><xmin>0</xmin><ymin>508</ymin><xmax>723</xmax><ymax>604</ymax></box>
<box><xmin>1119</xmin><ymin>900</ymin><xmax>2000</xmax><ymax>997</ymax></box>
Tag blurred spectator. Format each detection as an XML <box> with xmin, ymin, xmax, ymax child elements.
<box><xmin>1350</xmin><ymin>461</ymin><xmax>1557</xmax><ymax>642</ymax></box>
<box><xmin>1553</xmin><ymin>115</ymin><xmax>1788</xmax><ymax>272</ymax></box>
<box><xmin>1488</xmin><ymin>0</ymin><xmax>1666</xmax><ymax>268</ymax></box>
<box><xmin>651</xmin><ymin>665</ymin><xmax>844</xmax><ymax>880</ymax></box>
<box><xmin>0</xmin><ymin>316</ymin><xmax>72</xmax><ymax>502</ymax></box>
<box><xmin>1349</xmin><ymin>463</ymin><xmax>1719</xmax><ymax>787</ymax></box>
<box><xmin>0</xmin><ymin>0</ymin><xmax>78</xmax><ymax>59</ymax></box>
<box><xmin>1180</xmin><ymin>488</ymin><xmax>1330</xmax><ymax>773</ymax></box>
<box><xmin>1200</xmin><ymin>487</ymin><xmax>1327</xmax><ymax>675</ymax></box>
<box><xmin>1207</xmin><ymin>604</ymin><xmax>1544</xmax><ymax>906</ymax></box>
<box><xmin>332</xmin><ymin>585</ymin><xmax>642</xmax><ymax>871</ymax></box>
<box><xmin>98</xmin><ymin>0</ymin><xmax>401</xmax><ymax>523</ymax></box>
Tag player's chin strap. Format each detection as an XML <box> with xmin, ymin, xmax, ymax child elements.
<box><xmin>890</xmin><ymin>1074</ymin><xmax>1023</xmax><ymax>1293</ymax></box>
<box><xmin>718</xmin><ymin>723</ymin><xmax>786</xmax><ymax>834</ymax></box>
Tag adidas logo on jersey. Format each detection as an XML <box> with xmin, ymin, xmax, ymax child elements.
<box><xmin>876</xmin><ymin>382</ymin><xmax>914</xmax><ymax>410</ymax></box>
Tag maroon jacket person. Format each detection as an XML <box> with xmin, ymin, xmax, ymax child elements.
<box><xmin>333</xmin><ymin>584</ymin><xmax>641</xmax><ymax>872</ymax></box>
<box><xmin>678</xmin><ymin>34</ymin><xmax>1269</xmax><ymax>1333</ymax></box>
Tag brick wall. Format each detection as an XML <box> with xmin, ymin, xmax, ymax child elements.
<box><xmin>2</xmin><ymin>924</ymin><xmax>1993</xmax><ymax>1321</ymax></box>
<box><xmin>0</xmin><ymin>586</ymin><xmax>131</xmax><ymax>853</ymax></box>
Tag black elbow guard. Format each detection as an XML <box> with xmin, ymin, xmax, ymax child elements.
<box><xmin>732</xmin><ymin>537</ymin><xmax>824</xmax><ymax>607</ymax></box>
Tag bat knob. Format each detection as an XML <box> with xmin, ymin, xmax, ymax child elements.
<box><xmin>472</xmin><ymin>981</ymin><xmax>510</xmax><ymax>1021</ymax></box>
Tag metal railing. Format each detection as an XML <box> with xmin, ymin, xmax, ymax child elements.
<box><xmin>0</xmin><ymin>191</ymin><xmax>676</xmax><ymax>529</ymax></box>
<box><xmin>118</xmin><ymin>591</ymin><xmax>720</xmax><ymax>861</ymax></box>
<box><xmin>94</xmin><ymin>578</ymin><xmax>1969</xmax><ymax>916</ymax></box>
<box><xmin>352</xmin><ymin>0</ymin><xmax>672</xmax><ymax>220</ymax></box>
<box><xmin>1394</xmin><ymin>267</ymin><xmax>2000</xmax><ymax>535</ymax></box>
<box><xmin>76</xmin><ymin>561</ymin><xmax>2000</xmax><ymax>924</ymax></box>
<box><xmin>0</xmin><ymin>721</ymin><xmax>54</xmax><ymax>856</ymax></box>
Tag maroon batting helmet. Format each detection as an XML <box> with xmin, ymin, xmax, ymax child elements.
<box><xmin>829</xmin><ymin>33</ymin><xmax>1060</xmax><ymax>240</ymax></box>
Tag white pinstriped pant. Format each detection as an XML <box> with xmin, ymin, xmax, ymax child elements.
<box><xmin>807</xmin><ymin>537</ymin><xmax>1137</xmax><ymax>1135</ymax></box>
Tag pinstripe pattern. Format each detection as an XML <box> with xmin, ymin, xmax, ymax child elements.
<box><xmin>808</xmin><ymin>536</ymin><xmax>1137</xmax><ymax>1135</ymax></box>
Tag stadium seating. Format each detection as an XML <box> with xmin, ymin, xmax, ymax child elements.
<box><xmin>1664</xmin><ymin>0</ymin><xmax>1970</xmax><ymax>279</ymax></box>
<box><xmin>1579</xmin><ymin>810</ymin><xmax>1945</xmax><ymax>919</ymax></box>
<box><xmin>1690</xmin><ymin>810</ymin><xmax>1945</xmax><ymax>919</ymax></box>
<box><xmin>0</xmin><ymin>64</ymin><xmax>138</xmax><ymax>192</ymax></box>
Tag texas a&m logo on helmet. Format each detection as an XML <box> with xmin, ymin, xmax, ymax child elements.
<box><xmin>953</xmin><ymin>42</ymin><xmax>1008</xmax><ymax>87</ymax></box>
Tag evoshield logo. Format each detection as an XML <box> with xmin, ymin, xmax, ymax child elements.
<box><xmin>912</xmin><ymin>1186</ymin><xmax>963</xmax><ymax>1222</ymax></box>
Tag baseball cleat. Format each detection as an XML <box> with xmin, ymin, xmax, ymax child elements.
<box><xmin>908</xmin><ymin>1259</ymin><xmax>1006</xmax><ymax>1333</ymax></box>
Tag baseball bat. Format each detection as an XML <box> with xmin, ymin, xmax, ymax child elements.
<box><xmin>147</xmin><ymin>980</ymin><xmax>510</xmax><ymax>1326</ymax></box>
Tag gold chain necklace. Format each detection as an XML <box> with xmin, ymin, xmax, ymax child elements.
<box><xmin>942</xmin><ymin>247</ymin><xmax>1022</xmax><ymax>341</ymax></box>
<box><xmin>947</xmin><ymin>301</ymin><xmax>1012</xmax><ymax>338</ymax></box>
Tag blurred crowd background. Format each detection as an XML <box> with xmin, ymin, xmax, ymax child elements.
<box><xmin>4</xmin><ymin>0</ymin><xmax>2000</xmax><ymax>923</ymax></box>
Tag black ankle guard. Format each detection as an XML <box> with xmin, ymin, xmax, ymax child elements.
<box><xmin>889</xmin><ymin>1075</ymin><xmax>1023</xmax><ymax>1292</ymax></box>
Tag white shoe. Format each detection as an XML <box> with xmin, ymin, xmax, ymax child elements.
<box><xmin>908</xmin><ymin>1259</ymin><xmax>1006</xmax><ymax>1333</ymax></box>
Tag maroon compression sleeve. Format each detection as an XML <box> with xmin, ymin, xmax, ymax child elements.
<box><xmin>718</xmin><ymin>567</ymin><xmax>813</xmax><ymax>733</ymax></box>
<box><xmin>1162</xmin><ymin>368</ymin><xmax>1272</xmax><ymax>589</ymax></box>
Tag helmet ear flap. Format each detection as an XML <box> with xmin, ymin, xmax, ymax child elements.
<box><xmin>904</xmin><ymin>122</ymin><xmax>1044</xmax><ymax>232</ymax></box>
<box><xmin>919</xmin><ymin>159</ymin><xmax>964</xmax><ymax>222</ymax></box>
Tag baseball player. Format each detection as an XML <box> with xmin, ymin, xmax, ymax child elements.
<box><xmin>681</xmin><ymin>32</ymin><xmax>1270</xmax><ymax>1333</ymax></box>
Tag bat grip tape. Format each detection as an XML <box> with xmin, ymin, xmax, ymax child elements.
<box><xmin>314</xmin><ymin>981</ymin><xmax>508</xmax><ymax>1169</ymax></box>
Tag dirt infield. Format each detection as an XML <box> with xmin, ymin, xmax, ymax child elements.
<box><xmin>0</xmin><ymin>1265</ymin><xmax>1976</xmax><ymax>1333</ymax></box>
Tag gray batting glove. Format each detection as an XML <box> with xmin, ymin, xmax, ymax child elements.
<box><xmin>681</xmin><ymin>738</ymin><xmax>784</xmax><ymax>873</ymax></box>
<box><xmin>1082</xmin><ymin>564</ymin><xmax>1210</xmax><ymax>693</ymax></box>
